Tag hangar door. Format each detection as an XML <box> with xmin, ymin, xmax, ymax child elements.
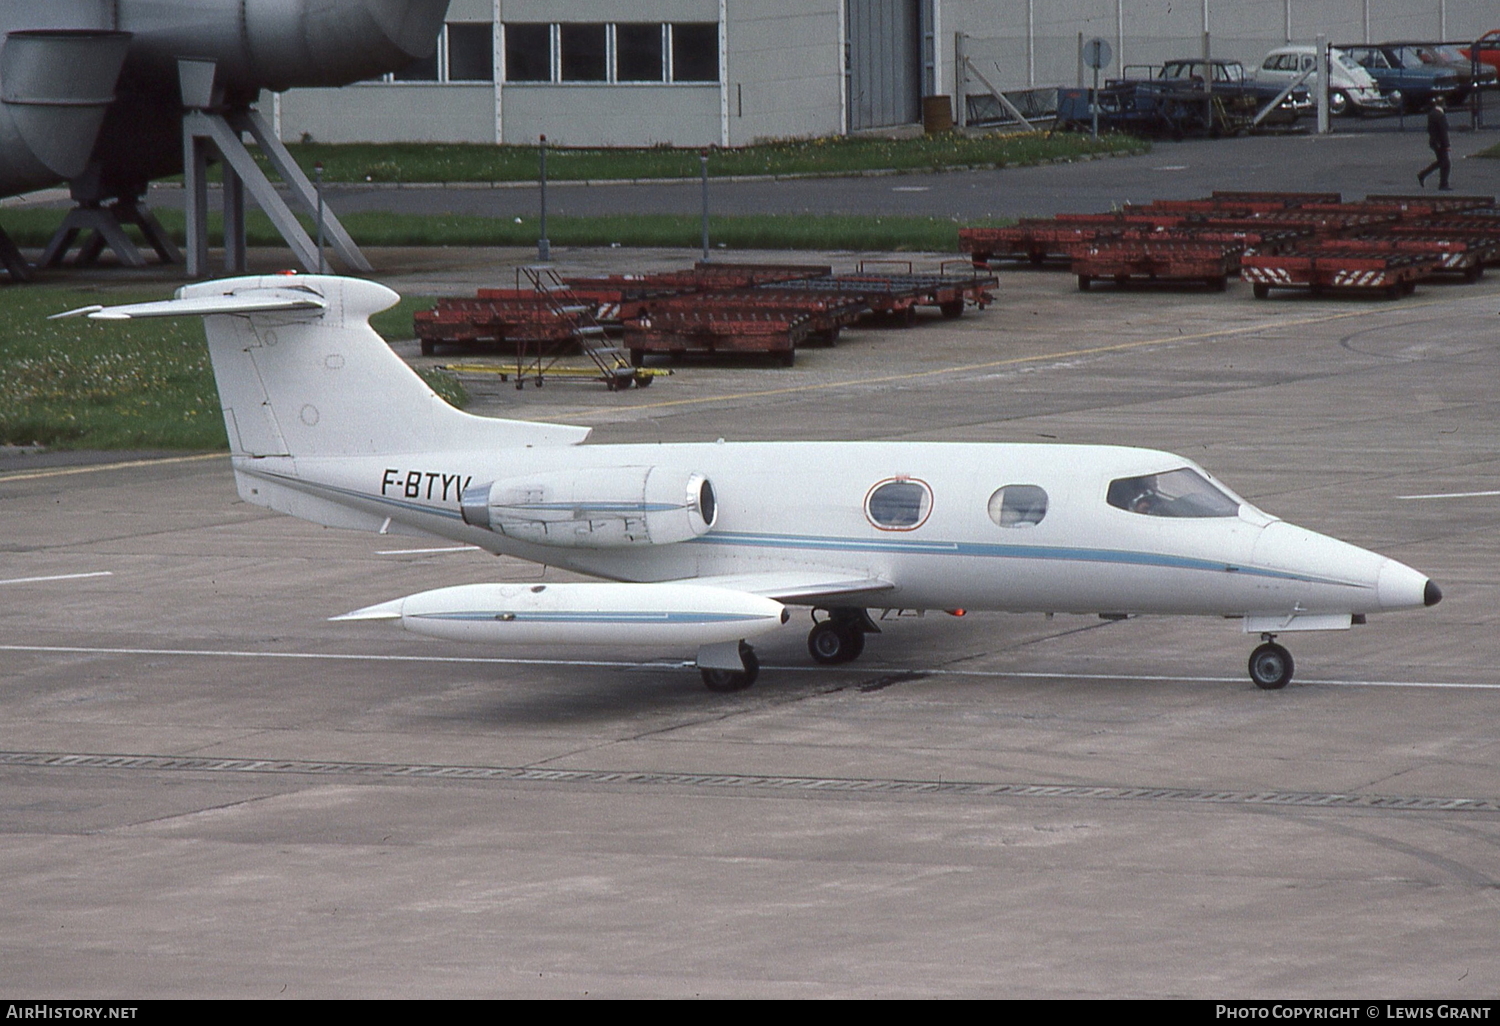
<box><xmin>845</xmin><ymin>0</ymin><xmax>924</xmax><ymax>131</ymax></box>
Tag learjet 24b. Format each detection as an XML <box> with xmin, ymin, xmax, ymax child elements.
<box><xmin>58</xmin><ymin>275</ymin><xmax>1443</xmax><ymax>691</ymax></box>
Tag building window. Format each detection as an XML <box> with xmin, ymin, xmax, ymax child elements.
<box><xmin>501</xmin><ymin>22</ymin><xmax>720</xmax><ymax>84</ymax></box>
<box><xmin>379</xmin><ymin>23</ymin><xmax>496</xmax><ymax>83</ymax></box>
<box><xmin>671</xmin><ymin>23</ymin><xmax>719</xmax><ymax>83</ymax></box>
<box><xmin>446</xmin><ymin>23</ymin><xmax>494</xmax><ymax>82</ymax></box>
<box><xmin>616</xmin><ymin>23</ymin><xmax>665</xmax><ymax>82</ymax></box>
<box><xmin>560</xmin><ymin>23</ymin><xmax>607</xmax><ymax>82</ymax></box>
<box><xmin>392</xmin><ymin>49</ymin><xmax>439</xmax><ymax>82</ymax></box>
<box><xmin>504</xmin><ymin>23</ymin><xmax>551</xmax><ymax>82</ymax></box>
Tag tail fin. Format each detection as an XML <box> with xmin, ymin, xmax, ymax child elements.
<box><xmin>62</xmin><ymin>274</ymin><xmax>590</xmax><ymax>457</ymax></box>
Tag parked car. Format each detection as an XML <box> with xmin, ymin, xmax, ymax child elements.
<box><xmin>1256</xmin><ymin>44</ymin><xmax>1395</xmax><ymax>116</ymax></box>
<box><xmin>1058</xmin><ymin>58</ymin><xmax>1311</xmax><ymax>137</ymax></box>
<box><xmin>1340</xmin><ymin>44</ymin><xmax>1460</xmax><ymax>111</ymax></box>
<box><xmin>1387</xmin><ymin>41</ymin><xmax>1500</xmax><ymax>104</ymax></box>
<box><xmin>1459</xmin><ymin>30</ymin><xmax>1500</xmax><ymax>74</ymax></box>
<box><xmin>1153</xmin><ymin>58</ymin><xmax>1314</xmax><ymax>123</ymax></box>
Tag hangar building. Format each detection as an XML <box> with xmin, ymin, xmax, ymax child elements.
<box><xmin>273</xmin><ymin>0</ymin><xmax>1494</xmax><ymax>147</ymax></box>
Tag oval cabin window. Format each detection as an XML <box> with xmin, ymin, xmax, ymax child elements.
<box><xmin>865</xmin><ymin>478</ymin><xmax>933</xmax><ymax>531</ymax></box>
<box><xmin>987</xmin><ymin>485</ymin><xmax>1048</xmax><ymax>528</ymax></box>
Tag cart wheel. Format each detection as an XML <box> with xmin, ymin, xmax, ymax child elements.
<box><xmin>1028</xmin><ymin>250</ymin><xmax>1045</xmax><ymax>266</ymax></box>
<box><xmin>939</xmin><ymin>299</ymin><xmax>964</xmax><ymax>319</ymax></box>
<box><xmin>420</xmin><ymin>340</ymin><xmax>435</xmax><ymax>356</ymax></box>
<box><xmin>635</xmin><ymin>372</ymin><xmax>653</xmax><ymax>388</ymax></box>
<box><xmin>1464</xmin><ymin>263</ymin><xmax>1484</xmax><ymax>283</ymax></box>
<box><xmin>1386</xmin><ymin>284</ymin><xmax>1403</xmax><ymax>300</ymax></box>
<box><xmin>779</xmin><ymin>350</ymin><xmax>796</xmax><ymax>367</ymax></box>
<box><xmin>630</xmin><ymin>350</ymin><xmax>645</xmax><ymax>367</ymax></box>
<box><xmin>1208</xmin><ymin>276</ymin><xmax>1228</xmax><ymax>292</ymax></box>
<box><xmin>1403</xmin><ymin>279</ymin><xmax>1417</xmax><ymax>295</ymax></box>
<box><xmin>1077</xmin><ymin>274</ymin><xmax>1092</xmax><ymax>291</ymax></box>
<box><xmin>1252</xmin><ymin>283</ymin><xmax>1270</xmax><ymax>300</ymax></box>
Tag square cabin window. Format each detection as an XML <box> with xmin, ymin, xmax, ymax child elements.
<box><xmin>560</xmin><ymin>23</ymin><xmax>607</xmax><ymax>82</ymax></box>
<box><xmin>616</xmin><ymin>23</ymin><xmax>665</xmax><ymax>82</ymax></box>
<box><xmin>504</xmin><ymin>24</ymin><xmax>551</xmax><ymax>82</ymax></box>
<box><xmin>447</xmin><ymin>23</ymin><xmax>494</xmax><ymax>82</ymax></box>
<box><xmin>671</xmin><ymin>23</ymin><xmax>719</xmax><ymax>82</ymax></box>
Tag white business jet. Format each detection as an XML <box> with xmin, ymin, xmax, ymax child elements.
<box><xmin>58</xmin><ymin>275</ymin><xmax>1442</xmax><ymax>691</ymax></box>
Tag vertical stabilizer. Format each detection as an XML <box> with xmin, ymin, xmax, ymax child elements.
<box><xmin>65</xmin><ymin>274</ymin><xmax>591</xmax><ymax>457</ymax></box>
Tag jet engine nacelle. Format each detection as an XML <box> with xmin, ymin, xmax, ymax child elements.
<box><xmin>460</xmin><ymin>467</ymin><xmax>718</xmax><ymax>549</ymax></box>
<box><xmin>336</xmin><ymin>582</ymin><xmax>788</xmax><ymax>648</ymax></box>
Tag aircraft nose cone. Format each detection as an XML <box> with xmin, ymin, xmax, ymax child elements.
<box><xmin>1376</xmin><ymin>559</ymin><xmax>1436</xmax><ymax>611</ymax></box>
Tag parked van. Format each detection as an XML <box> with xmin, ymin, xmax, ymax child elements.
<box><xmin>1256</xmin><ymin>44</ymin><xmax>1395</xmax><ymax>115</ymax></box>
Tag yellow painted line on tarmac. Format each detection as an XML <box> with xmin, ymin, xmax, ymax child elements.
<box><xmin>571</xmin><ymin>300</ymin><xmax>1453</xmax><ymax>418</ymax></box>
<box><xmin>0</xmin><ymin>451</ymin><xmax>224</xmax><ymax>483</ymax></box>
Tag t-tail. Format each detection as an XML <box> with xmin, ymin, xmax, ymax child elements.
<box><xmin>55</xmin><ymin>274</ymin><xmax>590</xmax><ymax>522</ymax></box>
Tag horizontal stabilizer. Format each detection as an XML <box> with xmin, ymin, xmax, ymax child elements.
<box><xmin>51</xmin><ymin>288</ymin><xmax>327</xmax><ymax>321</ymax></box>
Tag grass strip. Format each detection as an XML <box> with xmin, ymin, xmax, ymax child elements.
<box><xmin>0</xmin><ymin>208</ymin><xmax>1003</xmax><ymax>253</ymax></box>
<box><xmin>211</xmin><ymin>132</ymin><xmax>1142</xmax><ymax>184</ymax></box>
<box><xmin>0</xmin><ymin>286</ymin><xmax>463</xmax><ymax>451</ymax></box>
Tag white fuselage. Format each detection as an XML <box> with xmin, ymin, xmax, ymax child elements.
<box><xmin>237</xmin><ymin>440</ymin><xmax>1429</xmax><ymax>622</ymax></box>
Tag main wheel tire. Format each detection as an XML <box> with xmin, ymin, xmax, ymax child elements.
<box><xmin>1248</xmin><ymin>642</ymin><xmax>1294</xmax><ymax>690</ymax></box>
<box><xmin>808</xmin><ymin>621</ymin><xmax>861</xmax><ymax>665</ymax></box>
<box><xmin>701</xmin><ymin>645</ymin><xmax>759</xmax><ymax>692</ymax></box>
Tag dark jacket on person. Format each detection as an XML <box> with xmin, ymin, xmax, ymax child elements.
<box><xmin>1428</xmin><ymin>106</ymin><xmax>1450</xmax><ymax>150</ymax></box>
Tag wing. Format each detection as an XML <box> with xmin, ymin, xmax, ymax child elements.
<box><xmin>686</xmin><ymin>569</ymin><xmax>894</xmax><ymax>606</ymax></box>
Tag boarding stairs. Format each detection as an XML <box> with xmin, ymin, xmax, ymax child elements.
<box><xmin>518</xmin><ymin>265</ymin><xmax>643</xmax><ymax>390</ymax></box>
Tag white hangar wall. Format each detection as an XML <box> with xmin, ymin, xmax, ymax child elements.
<box><xmin>271</xmin><ymin>0</ymin><xmax>1497</xmax><ymax>146</ymax></box>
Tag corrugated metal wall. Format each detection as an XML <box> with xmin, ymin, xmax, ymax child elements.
<box><xmin>845</xmin><ymin>0</ymin><xmax>921</xmax><ymax>129</ymax></box>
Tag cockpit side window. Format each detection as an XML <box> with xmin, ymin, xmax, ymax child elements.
<box><xmin>1107</xmin><ymin>468</ymin><xmax>1239</xmax><ymax>518</ymax></box>
<box><xmin>987</xmin><ymin>485</ymin><xmax>1048</xmax><ymax>528</ymax></box>
<box><xmin>865</xmin><ymin>478</ymin><xmax>932</xmax><ymax>530</ymax></box>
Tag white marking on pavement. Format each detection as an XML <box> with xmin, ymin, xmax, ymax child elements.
<box><xmin>1395</xmin><ymin>490</ymin><xmax>1500</xmax><ymax>500</ymax></box>
<box><xmin>375</xmin><ymin>546</ymin><xmax>479</xmax><ymax>555</ymax></box>
<box><xmin>1</xmin><ymin>643</ymin><xmax>1495</xmax><ymax>690</ymax></box>
<box><xmin>0</xmin><ymin>571</ymin><xmax>113</xmax><ymax>586</ymax></box>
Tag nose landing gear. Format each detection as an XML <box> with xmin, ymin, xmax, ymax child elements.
<box><xmin>1249</xmin><ymin>634</ymin><xmax>1294</xmax><ymax>690</ymax></box>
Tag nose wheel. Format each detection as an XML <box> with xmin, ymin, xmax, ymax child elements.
<box><xmin>1248</xmin><ymin>636</ymin><xmax>1294</xmax><ymax>690</ymax></box>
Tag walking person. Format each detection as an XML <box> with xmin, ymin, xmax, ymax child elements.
<box><xmin>1418</xmin><ymin>98</ymin><xmax>1452</xmax><ymax>191</ymax></box>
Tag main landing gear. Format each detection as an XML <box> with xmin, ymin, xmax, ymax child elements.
<box><xmin>807</xmin><ymin>608</ymin><xmax>879</xmax><ymax>665</ymax></box>
<box><xmin>699</xmin><ymin>640</ymin><xmax>759</xmax><ymax>692</ymax></box>
<box><xmin>1248</xmin><ymin>634</ymin><xmax>1295</xmax><ymax>690</ymax></box>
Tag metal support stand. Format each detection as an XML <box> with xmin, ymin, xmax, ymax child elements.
<box><xmin>179</xmin><ymin>59</ymin><xmax>369</xmax><ymax>278</ymax></box>
<box><xmin>39</xmin><ymin>190</ymin><xmax>181</xmax><ymax>269</ymax></box>
<box><xmin>0</xmin><ymin>225</ymin><xmax>31</xmax><ymax>280</ymax></box>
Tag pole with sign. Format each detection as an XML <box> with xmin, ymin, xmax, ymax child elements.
<box><xmin>1082</xmin><ymin>37</ymin><xmax>1113</xmax><ymax>139</ymax></box>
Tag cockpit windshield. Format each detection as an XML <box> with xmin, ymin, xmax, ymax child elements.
<box><xmin>1107</xmin><ymin>467</ymin><xmax>1240</xmax><ymax>518</ymax></box>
